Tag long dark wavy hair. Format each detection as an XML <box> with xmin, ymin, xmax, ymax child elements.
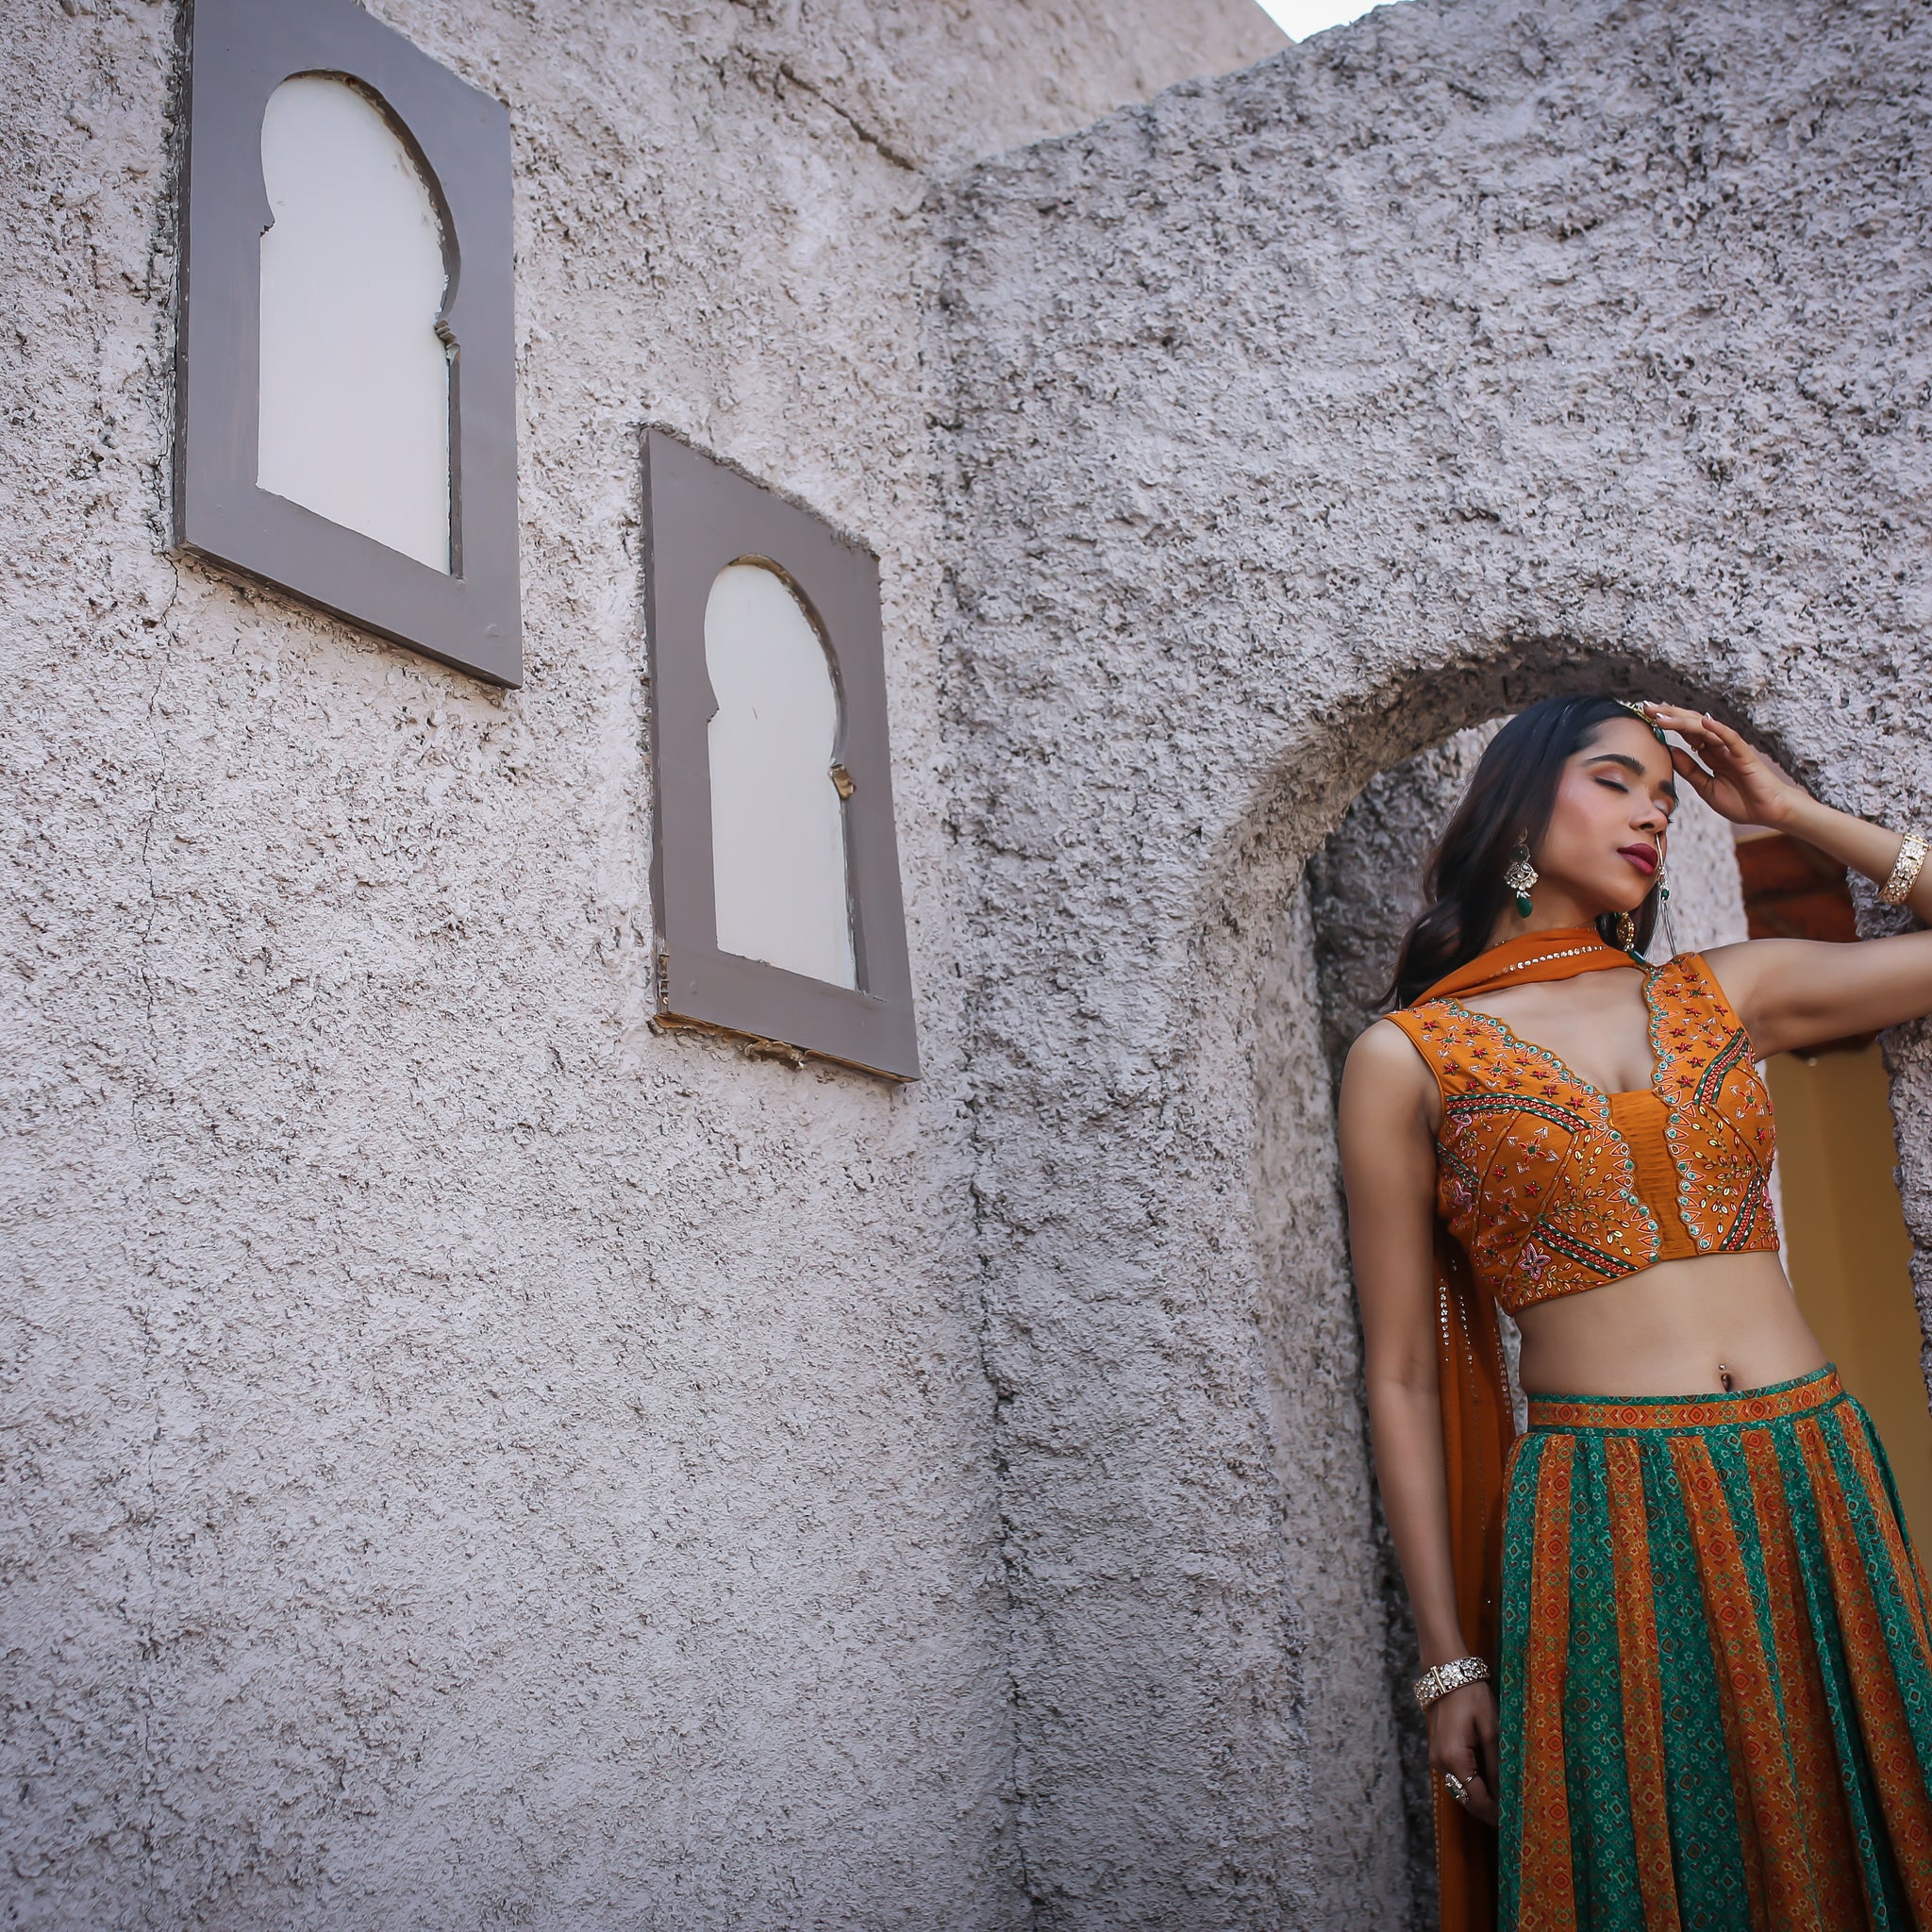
<box><xmin>1390</xmin><ymin>695</ymin><xmax>1665</xmax><ymax>1008</ymax></box>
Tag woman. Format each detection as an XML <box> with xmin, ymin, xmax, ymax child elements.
<box><xmin>1339</xmin><ymin>694</ymin><xmax>1932</xmax><ymax>1931</ymax></box>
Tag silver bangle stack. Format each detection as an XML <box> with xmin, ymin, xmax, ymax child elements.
<box><xmin>1414</xmin><ymin>1655</ymin><xmax>1490</xmax><ymax>1709</ymax></box>
<box><xmin>1881</xmin><ymin>830</ymin><xmax>1930</xmax><ymax>908</ymax></box>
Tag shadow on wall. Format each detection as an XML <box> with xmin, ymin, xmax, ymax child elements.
<box><xmin>1250</xmin><ymin>716</ymin><xmax>1757</xmax><ymax>1928</ymax></box>
<box><xmin>1300</xmin><ymin>726</ymin><xmax>1503</xmax><ymax>1925</ymax></box>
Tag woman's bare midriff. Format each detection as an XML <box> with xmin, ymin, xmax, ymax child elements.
<box><xmin>1512</xmin><ymin>1250</ymin><xmax>1827</xmax><ymax>1399</ymax></box>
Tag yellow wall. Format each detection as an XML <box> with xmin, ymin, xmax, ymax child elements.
<box><xmin>1768</xmin><ymin>1044</ymin><xmax>1932</xmax><ymax>1549</ymax></box>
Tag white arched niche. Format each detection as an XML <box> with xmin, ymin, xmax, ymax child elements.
<box><xmin>704</xmin><ymin>562</ymin><xmax>858</xmax><ymax>990</ymax></box>
<box><xmin>257</xmin><ymin>75</ymin><xmax>452</xmax><ymax>573</ymax></box>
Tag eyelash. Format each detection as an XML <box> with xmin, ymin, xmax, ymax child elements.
<box><xmin>1597</xmin><ymin>774</ymin><xmax>1674</xmax><ymax>816</ymax></box>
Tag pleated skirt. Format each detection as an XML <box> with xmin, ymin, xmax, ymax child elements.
<box><xmin>1499</xmin><ymin>1367</ymin><xmax>1932</xmax><ymax>1930</ymax></box>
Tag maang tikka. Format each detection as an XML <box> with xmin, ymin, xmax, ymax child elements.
<box><xmin>1504</xmin><ymin>841</ymin><xmax>1539</xmax><ymax>919</ymax></box>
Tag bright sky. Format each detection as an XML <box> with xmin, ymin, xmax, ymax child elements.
<box><xmin>1252</xmin><ymin>0</ymin><xmax>1380</xmax><ymax>38</ymax></box>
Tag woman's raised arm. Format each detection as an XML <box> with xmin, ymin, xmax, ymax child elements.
<box><xmin>1339</xmin><ymin>1019</ymin><xmax>1501</xmax><ymax>1825</ymax></box>
<box><xmin>1644</xmin><ymin>704</ymin><xmax>1932</xmax><ymax>1056</ymax></box>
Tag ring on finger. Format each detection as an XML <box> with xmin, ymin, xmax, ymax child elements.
<box><xmin>1442</xmin><ymin>1772</ymin><xmax>1469</xmax><ymax>1807</ymax></box>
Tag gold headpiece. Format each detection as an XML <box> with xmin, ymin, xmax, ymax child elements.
<box><xmin>1618</xmin><ymin>699</ymin><xmax>1667</xmax><ymax>743</ymax></box>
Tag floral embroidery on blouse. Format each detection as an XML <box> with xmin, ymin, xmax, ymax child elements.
<box><xmin>1387</xmin><ymin>954</ymin><xmax>1778</xmax><ymax>1314</ymax></box>
<box><xmin>1646</xmin><ymin>957</ymin><xmax>1780</xmax><ymax>1255</ymax></box>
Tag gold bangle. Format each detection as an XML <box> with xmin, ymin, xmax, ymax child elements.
<box><xmin>1881</xmin><ymin>831</ymin><xmax>1929</xmax><ymax>908</ymax></box>
<box><xmin>1414</xmin><ymin>1656</ymin><xmax>1490</xmax><ymax>1709</ymax></box>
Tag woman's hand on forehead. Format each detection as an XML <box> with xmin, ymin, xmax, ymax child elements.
<box><xmin>1635</xmin><ymin>703</ymin><xmax>1804</xmax><ymax>829</ymax></box>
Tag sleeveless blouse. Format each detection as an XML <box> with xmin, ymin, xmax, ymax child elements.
<box><xmin>1386</xmin><ymin>952</ymin><xmax>1779</xmax><ymax>1315</ymax></box>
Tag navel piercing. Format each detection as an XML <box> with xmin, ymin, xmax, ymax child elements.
<box><xmin>1718</xmin><ymin>1362</ymin><xmax>1734</xmax><ymax>1392</ymax></box>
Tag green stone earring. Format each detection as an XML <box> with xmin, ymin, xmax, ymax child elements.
<box><xmin>1504</xmin><ymin>842</ymin><xmax>1539</xmax><ymax>919</ymax></box>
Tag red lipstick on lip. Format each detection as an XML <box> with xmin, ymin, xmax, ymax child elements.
<box><xmin>1619</xmin><ymin>844</ymin><xmax>1658</xmax><ymax>876</ymax></box>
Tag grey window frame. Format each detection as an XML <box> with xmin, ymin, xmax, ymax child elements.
<box><xmin>174</xmin><ymin>0</ymin><xmax>521</xmax><ymax>687</ymax></box>
<box><xmin>644</xmin><ymin>430</ymin><xmax>919</xmax><ymax>1081</ymax></box>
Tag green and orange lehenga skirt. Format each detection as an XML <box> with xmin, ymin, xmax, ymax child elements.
<box><xmin>1500</xmin><ymin>1367</ymin><xmax>1932</xmax><ymax>1929</ymax></box>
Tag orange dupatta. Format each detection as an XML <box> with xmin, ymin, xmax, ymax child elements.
<box><xmin>1411</xmin><ymin>928</ymin><xmax>1638</xmax><ymax>1932</ymax></box>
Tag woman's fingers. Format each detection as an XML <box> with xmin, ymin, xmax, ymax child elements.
<box><xmin>1457</xmin><ymin>1773</ymin><xmax>1502</xmax><ymax>1827</ymax></box>
<box><xmin>1647</xmin><ymin>704</ymin><xmax>1754</xmax><ymax>771</ymax></box>
<box><xmin>1642</xmin><ymin>701</ymin><xmax>1713</xmax><ymax>741</ymax></box>
<box><xmin>1669</xmin><ymin>744</ymin><xmax>1716</xmax><ymax>792</ymax></box>
<box><xmin>1655</xmin><ymin>714</ymin><xmax>1739</xmax><ymax>780</ymax></box>
<box><xmin>1697</xmin><ymin>711</ymin><xmax>1754</xmax><ymax>756</ymax></box>
<box><xmin>1651</xmin><ymin>708</ymin><xmax>1786</xmax><ymax>824</ymax></box>
<box><xmin>1430</xmin><ymin>1683</ymin><xmax>1503</xmax><ymax>1825</ymax></box>
<box><xmin>1646</xmin><ymin>703</ymin><xmax>1744</xmax><ymax>769</ymax></box>
<box><xmin>1652</xmin><ymin>705</ymin><xmax>1807</xmax><ymax>824</ymax></box>
<box><xmin>1437</xmin><ymin>1737</ymin><xmax>1501</xmax><ymax>1824</ymax></box>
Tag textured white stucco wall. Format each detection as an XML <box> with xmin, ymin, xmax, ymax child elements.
<box><xmin>0</xmin><ymin>2</ymin><xmax>1278</xmax><ymax>1926</ymax></box>
<box><xmin>937</xmin><ymin>0</ymin><xmax>1932</xmax><ymax>1922</ymax></box>
<box><xmin>9</xmin><ymin>0</ymin><xmax>1927</xmax><ymax>1925</ymax></box>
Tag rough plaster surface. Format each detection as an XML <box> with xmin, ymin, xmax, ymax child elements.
<box><xmin>0</xmin><ymin>1</ymin><xmax>1275</xmax><ymax>1926</ymax></box>
<box><xmin>938</xmin><ymin>1</ymin><xmax>1932</xmax><ymax>1922</ymax></box>
<box><xmin>8</xmin><ymin>0</ymin><xmax>1931</xmax><ymax>1926</ymax></box>
<box><xmin>1248</xmin><ymin>888</ymin><xmax>1414</xmax><ymax>1920</ymax></box>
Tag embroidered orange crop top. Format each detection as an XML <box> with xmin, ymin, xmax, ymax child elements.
<box><xmin>1386</xmin><ymin>951</ymin><xmax>1779</xmax><ymax>1314</ymax></box>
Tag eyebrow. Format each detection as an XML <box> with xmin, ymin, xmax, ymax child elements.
<box><xmin>1585</xmin><ymin>751</ymin><xmax>1678</xmax><ymax>802</ymax></box>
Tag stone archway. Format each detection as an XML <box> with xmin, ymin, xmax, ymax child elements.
<box><xmin>937</xmin><ymin>2</ymin><xmax>1932</xmax><ymax>1921</ymax></box>
<box><xmin>945</xmin><ymin>627</ymin><xmax>1879</xmax><ymax>1925</ymax></box>
<box><xmin>1245</xmin><ymin>714</ymin><xmax>1756</xmax><ymax>1922</ymax></box>
<box><xmin>950</xmin><ymin>638</ymin><xmax>1791</xmax><ymax>1926</ymax></box>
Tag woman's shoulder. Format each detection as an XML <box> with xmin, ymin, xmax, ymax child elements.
<box><xmin>1340</xmin><ymin>1010</ymin><xmax>1443</xmax><ymax>1134</ymax></box>
<box><xmin>1651</xmin><ymin>942</ymin><xmax>1750</xmax><ymax>1012</ymax></box>
<box><xmin>1347</xmin><ymin>1006</ymin><xmax>1414</xmax><ymax>1049</ymax></box>
<box><xmin>1667</xmin><ymin>937</ymin><xmax>1785</xmax><ymax>993</ymax></box>
<box><xmin>1344</xmin><ymin>1008</ymin><xmax>1443</xmax><ymax>1086</ymax></box>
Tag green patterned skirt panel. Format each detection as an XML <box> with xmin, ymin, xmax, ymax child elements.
<box><xmin>1497</xmin><ymin>1367</ymin><xmax>1932</xmax><ymax>1931</ymax></box>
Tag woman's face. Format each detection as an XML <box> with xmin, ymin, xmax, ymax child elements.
<box><xmin>1534</xmin><ymin>716</ymin><xmax>1678</xmax><ymax>914</ymax></box>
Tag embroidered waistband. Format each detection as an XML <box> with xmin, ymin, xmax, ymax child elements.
<box><xmin>1527</xmin><ymin>1365</ymin><xmax>1844</xmax><ymax>1433</ymax></box>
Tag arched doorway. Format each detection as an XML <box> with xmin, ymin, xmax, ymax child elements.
<box><xmin>1259</xmin><ymin>714</ymin><xmax>1786</xmax><ymax>1923</ymax></box>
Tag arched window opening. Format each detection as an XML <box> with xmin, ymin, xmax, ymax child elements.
<box><xmin>704</xmin><ymin>562</ymin><xmax>857</xmax><ymax>991</ymax></box>
<box><xmin>257</xmin><ymin>74</ymin><xmax>452</xmax><ymax>573</ymax></box>
<box><xmin>1735</xmin><ymin>828</ymin><xmax>1932</xmax><ymax>1546</ymax></box>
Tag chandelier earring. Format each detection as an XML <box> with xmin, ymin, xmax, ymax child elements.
<box><xmin>1504</xmin><ymin>841</ymin><xmax>1539</xmax><ymax>920</ymax></box>
<box><xmin>1613</xmin><ymin>911</ymin><xmax>1638</xmax><ymax>952</ymax></box>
